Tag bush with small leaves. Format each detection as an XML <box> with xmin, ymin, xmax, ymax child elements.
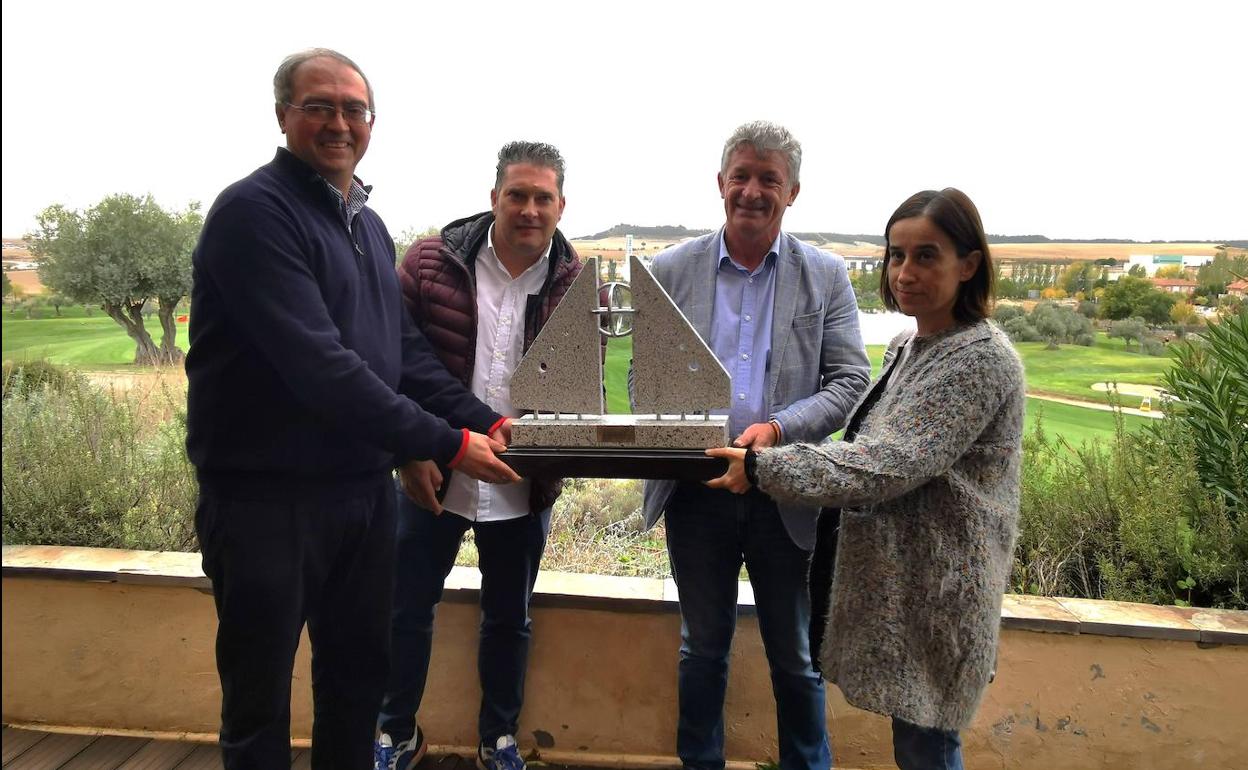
<box><xmin>1142</xmin><ymin>338</ymin><xmax>1166</xmax><ymax>356</ymax></box>
<box><xmin>993</xmin><ymin>304</ymin><xmax>1026</xmax><ymax>323</ymax></box>
<box><xmin>2</xmin><ymin>368</ymin><xmax>197</xmax><ymax>551</ymax></box>
<box><xmin>1002</xmin><ymin>316</ymin><xmax>1042</xmax><ymax>342</ymax></box>
<box><xmin>2</xmin><ymin>359</ymin><xmax>83</xmax><ymax>400</ymax></box>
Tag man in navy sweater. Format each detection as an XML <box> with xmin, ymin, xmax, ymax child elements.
<box><xmin>185</xmin><ymin>48</ymin><xmax>519</xmax><ymax>770</ymax></box>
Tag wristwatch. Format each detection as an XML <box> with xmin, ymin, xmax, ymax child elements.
<box><xmin>744</xmin><ymin>449</ymin><xmax>760</xmax><ymax>487</ymax></box>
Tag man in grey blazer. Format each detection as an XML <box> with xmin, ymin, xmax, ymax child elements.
<box><xmin>633</xmin><ymin>121</ymin><xmax>869</xmax><ymax>770</ymax></box>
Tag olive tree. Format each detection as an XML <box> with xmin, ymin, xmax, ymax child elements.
<box><xmin>28</xmin><ymin>194</ymin><xmax>201</xmax><ymax>365</ymax></box>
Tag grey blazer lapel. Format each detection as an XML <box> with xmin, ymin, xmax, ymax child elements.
<box><xmin>768</xmin><ymin>234</ymin><xmax>803</xmax><ymax>404</ymax></box>
<box><xmin>687</xmin><ymin>229</ymin><xmax>722</xmax><ymax>341</ymax></box>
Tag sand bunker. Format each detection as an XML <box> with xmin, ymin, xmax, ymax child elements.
<box><xmin>1091</xmin><ymin>382</ymin><xmax>1166</xmax><ymax>399</ymax></box>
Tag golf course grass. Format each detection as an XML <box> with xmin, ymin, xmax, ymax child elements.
<box><xmin>603</xmin><ymin>336</ymin><xmax>1151</xmax><ymax>445</ymax></box>
<box><xmin>1011</xmin><ymin>337</ymin><xmax>1171</xmax><ymax>400</ymax></box>
<box><xmin>2</xmin><ymin>307</ymin><xmax>187</xmax><ymax>369</ymax></box>
<box><xmin>4</xmin><ymin>312</ymin><xmax>1159</xmax><ymax>446</ymax></box>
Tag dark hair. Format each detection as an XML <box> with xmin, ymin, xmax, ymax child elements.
<box><xmin>274</xmin><ymin>48</ymin><xmax>375</xmax><ymax>110</ymax></box>
<box><xmin>495</xmin><ymin>141</ymin><xmax>566</xmax><ymax>194</ymax></box>
<box><xmin>879</xmin><ymin>188</ymin><xmax>993</xmax><ymax>323</ymax></box>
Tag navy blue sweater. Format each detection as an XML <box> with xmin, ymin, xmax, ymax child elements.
<box><xmin>186</xmin><ymin>150</ymin><xmax>500</xmax><ymax>499</ymax></box>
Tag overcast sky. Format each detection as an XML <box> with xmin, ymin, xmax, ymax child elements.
<box><xmin>3</xmin><ymin>0</ymin><xmax>1244</xmax><ymax>243</ymax></box>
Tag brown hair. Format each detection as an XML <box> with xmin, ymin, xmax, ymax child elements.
<box><xmin>274</xmin><ymin>48</ymin><xmax>375</xmax><ymax>109</ymax></box>
<box><xmin>879</xmin><ymin>188</ymin><xmax>993</xmax><ymax>323</ymax></box>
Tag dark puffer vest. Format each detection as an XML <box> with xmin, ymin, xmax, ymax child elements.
<box><xmin>398</xmin><ymin>211</ymin><xmax>583</xmax><ymax>514</ymax></box>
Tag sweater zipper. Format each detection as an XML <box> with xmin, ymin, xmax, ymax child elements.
<box><xmin>347</xmin><ymin>220</ymin><xmax>364</xmax><ymax>263</ymax></box>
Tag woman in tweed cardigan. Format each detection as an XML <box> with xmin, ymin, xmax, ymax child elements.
<box><xmin>709</xmin><ymin>189</ymin><xmax>1024</xmax><ymax>770</ymax></box>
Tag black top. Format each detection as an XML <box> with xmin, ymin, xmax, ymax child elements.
<box><xmin>186</xmin><ymin>150</ymin><xmax>500</xmax><ymax>499</ymax></box>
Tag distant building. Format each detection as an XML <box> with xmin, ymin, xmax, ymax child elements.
<box><xmin>1150</xmin><ymin>278</ymin><xmax>1198</xmax><ymax>295</ymax></box>
<box><xmin>1126</xmin><ymin>254</ymin><xmax>1214</xmax><ymax>276</ymax></box>
<box><xmin>843</xmin><ymin>256</ymin><xmax>882</xmax><ymax>272</ymax></box>
<box><xmin>1227</xmin><ymin>279</ymin><xmax>1248</xmax><ymax>298</ymax></box>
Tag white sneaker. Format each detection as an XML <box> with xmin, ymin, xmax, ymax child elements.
<box><xmin>477</xmin><ymin>735</ymin><xmax>525</xmax><ymax>770</ymax></box>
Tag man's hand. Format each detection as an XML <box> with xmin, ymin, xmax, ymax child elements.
<box><xmin>453</xmin><ymin>431</ymin><xmax>522</xmax><ymax>484</ymax></box>
<box><xmin>734</xmin><ymin>421</ymin><xmax>779</xmax><ymax>450</ymax></box>
<box><xmin>399</xmin><ymin>459</ymin><xmax>443</xmax><ymax>514</ymax></box>
<box><xmin>704</xmin><ymin>446</ymin><xmax>751</xmax><ymax>494</ymax></box>
<box><xmin>491</xmin><ymin>417</ymin><xmax>515</xmax><ymax>447</ymax></box>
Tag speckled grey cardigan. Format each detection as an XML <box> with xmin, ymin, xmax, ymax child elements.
<box><xmin>756</xmin><ymin>320</ymin><xmax>1025</xmax><ymax>731</ymax></box>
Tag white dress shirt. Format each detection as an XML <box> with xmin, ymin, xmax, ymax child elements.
<box><xmin>441</xmin><ymin>226</ymin><xmax>550</xmax><ymax>522</ymax></box>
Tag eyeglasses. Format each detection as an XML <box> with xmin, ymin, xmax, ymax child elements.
<box><xmin>284</xmin><ymin>102</ymin><xmax>374</xmax><ymax>125</ymax></box>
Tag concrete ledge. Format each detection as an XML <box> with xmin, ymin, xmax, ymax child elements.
<box><xmin>4</xmin><ymin>545</ymin><xmax>1243</xmax><ymax>644</ymax></box>
<box><xmin>1</xmin><ymin>545</ymin><xmax>211</xmax><ymax>591</ymax></box>
<box><xmin>4</xmin><ymin>544</ymin><xmax>1247</xmax><ymax>769</ymax></box>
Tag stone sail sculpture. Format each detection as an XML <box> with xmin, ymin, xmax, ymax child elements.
<box><xmin>505</xmin><ymin>255</ymin><xmax>731</xmax><ymax>479</ymax></box>
<box><xmin>627</xmin><ymin>255</ymin><xmax>729</xmax><ymax>415</ymax></box>
<box><xmin>509</xmin><ymin>256</ymin><xmax>605</xmax><ymax>415</ymax></box>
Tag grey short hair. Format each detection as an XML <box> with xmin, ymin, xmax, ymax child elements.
<box><xmin>720</xmin><ymin>121</ymin><xmax>802</xmax><ymax>184</ymax></box>
<box><xmin>495</xmin><ymin>141</ymin><xmax>566</xmax><ymax>194</ymax></box>
<box><xmin>273</xmin><ymin>48</ymin><xmax>375</xmax><ymax>110</ymax></box>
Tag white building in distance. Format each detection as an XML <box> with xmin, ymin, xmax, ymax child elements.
<box><xmin>1126</xmin><ymin>254</ymin><xmax>1214</xmax><ymax>276</ymax></box>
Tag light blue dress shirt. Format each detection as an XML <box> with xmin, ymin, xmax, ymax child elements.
<box><xmin>710</xmin><ymin>232</ymin><xmax>781</xmax><ymax>437</ymax></box>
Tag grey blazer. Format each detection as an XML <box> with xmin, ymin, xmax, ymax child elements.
<box><xmin>632</xmin><ymin>228</ymin><xmax>870</xmax><ymax>549</ymax></box>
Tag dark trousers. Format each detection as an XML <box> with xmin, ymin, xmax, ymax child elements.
<box><xmin>378</xmin><ymin>489</ymin><xmax>547</xmax><ymax>746</ymax></box>
<box><xmin>665</xmin><ymin>483</ymin><xmax>832</xmax><ymax>770</ymax></box>
<box><xmin>195</xmin><ymin>478</ymin><xmax>396</xmax><ymax>770</ymax></box>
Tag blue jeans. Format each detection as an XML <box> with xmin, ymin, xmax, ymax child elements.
<box><xmin>665</xmin><ymin>484</ymin><xmax>831</xmax><ymax>770</ymax></box>
<box><xmin>377</xmin><ymin>487</ymin><xmax>548</xmax><ymax>746</ymax></box>
<box><xmin>892</xmin><ymin>718</ymin><xmax>963</xmax><ymax>770</ymax></box>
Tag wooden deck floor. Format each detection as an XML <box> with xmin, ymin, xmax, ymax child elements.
<box><xmin>1</xmin><ymin>727</ymin><xmax>311</xmax><ymax>770</ymax></box>
<box><xmin>1</xmin><ymin>727</ymin><xmax>498</xmax><ymax>770</ymax></box>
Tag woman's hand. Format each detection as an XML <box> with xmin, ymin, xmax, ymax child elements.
<box><xmin>704</xmin><ymin>447</ymin><xmax>751</xmax><ymax>494</ymax></box>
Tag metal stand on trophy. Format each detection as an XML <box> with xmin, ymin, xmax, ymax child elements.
<box><xmin>501</xmin><ymin>255</ymin><xmax>730</xmax><ymax>480</ymax></box>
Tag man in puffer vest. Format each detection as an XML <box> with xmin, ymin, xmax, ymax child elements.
<box><xmin>374</xmin><ymin>141</ymin><xmax>584</xmax><ymax>770</ymax></box>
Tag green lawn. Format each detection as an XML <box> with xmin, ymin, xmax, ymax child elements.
<box><xmin>2</xmin><ymin>306</ymin><xmax>188</xmax><ymax>369</ymax></box>
<box><xmin>1012</xmin><ymin>336</ymin><xmax>1170</xmax><ymax>400</ymax></box>
<box><xmin>5</xmin><ymin>313</ymin><xmax>136</xmax><ymax>367</ymax></box>
<box><xmin>3</xmin><ymin>314</ymin><xmax>1157</xmax><ymax>447</ymax></box>
<box><xmin>1023</xmin><ymin>397</ymin><xmax>1147</xmax><ymax>446</ymax></box>
<box><xmin>605</xmin><ymin>337</ymin><xmax>1150</xmax><ymax>446</ymax></box>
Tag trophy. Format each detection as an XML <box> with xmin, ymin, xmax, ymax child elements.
<box><xmin>502</xmin><ymin>255</ymin><xmax>730</xmax><ymax>480</ymax></box>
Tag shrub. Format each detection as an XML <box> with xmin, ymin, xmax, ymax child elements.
<box><xmin>1158</xmin><ymin>311</ymin><xmax>1248</xmax><ymax>516</ymax></box>
<box><xmin>1030</xmin><ymin>302</ymin><xmax>1093</xmax><ymax>348</ymax></box>
<box><xmin>993</xmin><ymin>304</ymin><xmax>1026</xmax><ymax>323</ymax></box>
<box><xmin>1142</xmin><ymin>338</ymin><xmax>1166</xmax><ymax>356</ymax></box>
<box><xmin>454</xmin><ymin>477</ymin><xmax>670</xmax><ymax>578</ymax></box>
<box><xmin>1075</xmin><ymin>333</ymin><xmax>1095</xmax><ymax>347</ymax></box>
<box><xmin>2</xmin><ymin>370</ymin><xmax>197</xmax><ymax>551</ymax></box>
<box><xmin>544</xmin><ymin>478</ymin><xmax>669</xmax><ymax>577</ymax></box>
<box><xmin>3</xmin><ymin>359</ymin><xmax>84</xmax><ymax>401</ymax></box>
<box><xmin>1014</xmin><ymin>409</ymin><xmax>1244</xmax><ymax>608</ymax></box>
<box><xmin>1002</xmin><ymin>316</ymin><xmax>1041</xmax><ymax>343</ymax></box>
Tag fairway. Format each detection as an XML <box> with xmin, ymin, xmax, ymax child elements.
<box><xmin>1012</xmin><ymin>336</ymin><xmax>1170</xmax><ymax>401</ymax></box>
<box><xmin>2</xmin><ymin>308</ymin><xmax>188</xmax><ymax>369</ymax></box>
<box><xmin>604</xmin><ymin>337</ymin><xmax>1145</xmax><ymax>447</ymax></box>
